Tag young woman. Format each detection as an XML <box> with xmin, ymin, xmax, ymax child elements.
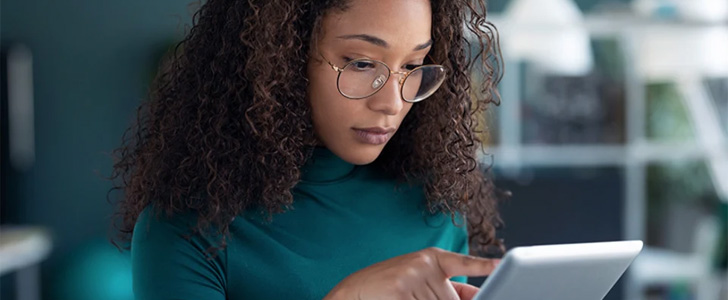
<box><xmin>111</xmin><ymin>0</ymin><xmax>505</xmax><ymax>299</ymax></box>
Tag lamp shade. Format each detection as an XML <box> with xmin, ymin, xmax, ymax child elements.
<box><xmin>502</xmin><ymin>0</ymin><xmax>594</xmax><ymax>76</ymax></box>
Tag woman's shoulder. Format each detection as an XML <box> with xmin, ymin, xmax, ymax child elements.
<box><xmin>133</xmin><ymin>206</ymin><xmax>198</xmax><ymax>238</ymax></box>
<box><xmin>131</xmin><ymin>206</ymin><xmax>228</xmax><ymax>299</ymax></box>
<box><xmin>132</xmin><ymin>205</ymin><xmax>225</xmax><ymax>255</ymax></box>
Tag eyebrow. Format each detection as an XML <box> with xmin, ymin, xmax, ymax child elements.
<box><xmin>337</xmin><ymin>34</ymin><xmax>433</xmax><ymax>51</ymax></box>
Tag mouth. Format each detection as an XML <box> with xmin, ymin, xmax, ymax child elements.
<box><xmin>352</xmin><ymin>127</ymin><xmax>396</xmax><ymax>145</ymax></box>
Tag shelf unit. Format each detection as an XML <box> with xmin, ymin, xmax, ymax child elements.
<box><xmin>484</xmin><ymin>12</ymin><xmax>727</xmax><ymax>300</ymax></box>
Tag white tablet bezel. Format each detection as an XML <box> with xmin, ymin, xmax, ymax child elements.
<box><xmin>473</xmin><ymin>240</ymin><xmax>644</xmax><ymax>300</ymax></box>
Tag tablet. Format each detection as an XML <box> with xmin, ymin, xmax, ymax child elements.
<box><xmin>473</xmin><ymin>240</ymin><xmax>644</xmax><ymax>300</ymax></box>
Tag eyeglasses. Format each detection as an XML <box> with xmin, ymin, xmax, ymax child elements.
<box><xmin>319</xmin><ymin>53</ymin><xmax>447</xmax><ymax>103</ymax></box>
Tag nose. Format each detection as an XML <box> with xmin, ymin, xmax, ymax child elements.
<box><xmin>366</xmin><ymin>73</ymin><xmax>404</xmax><ymax>116</ymax></box>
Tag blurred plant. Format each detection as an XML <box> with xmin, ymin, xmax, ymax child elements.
<box><xmin>646</xmin><ymin>161</ymin><xmax>721</xmax><ymax>247</ymax></box>
<box><xmin>705</xmin><ymin>78</ymin><xmax>728</xmax><ymax>137</ymax></box>
<box><xmin>645</xmin><ymin>83</ymin><xmax>695</xmax><ymax>141</ymax></box>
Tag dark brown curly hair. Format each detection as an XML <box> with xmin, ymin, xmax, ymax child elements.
<box><xmin>110</xmin><ymin>0</ymin><xmax>506</xmax><ymax>256</ymax></box>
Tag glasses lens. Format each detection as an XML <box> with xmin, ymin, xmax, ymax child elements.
<box><xmin>338</xmin><ymin>60</ymin><xmax>390</xmax><ymax>99</ymax></box>
<box><xmin>402</xmin><ymin>65</ymin><xmax>446</xmax><ymax>102</ymax></box>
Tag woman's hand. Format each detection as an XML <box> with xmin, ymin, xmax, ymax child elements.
<box><xmin>324</xmin><ymin>247</ymin><xmax>499</xmax><ymax>300</ymax></box>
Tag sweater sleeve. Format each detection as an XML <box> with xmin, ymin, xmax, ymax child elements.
<box><xmin>131</xmin><ymin>207</ymin><xmax>227</xmax><ymax>300</ymax></box>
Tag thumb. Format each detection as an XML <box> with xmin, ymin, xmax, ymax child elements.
<box><xmin>451</xmin><ymin>281</ymin><xmax>480</xmax><ymax>300</ymax></box>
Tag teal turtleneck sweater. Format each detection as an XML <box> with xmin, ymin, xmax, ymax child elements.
<box><xmin>131</xmin><ymin>147</ymin><xmax>469</xmax><ymax>300</ymax></box>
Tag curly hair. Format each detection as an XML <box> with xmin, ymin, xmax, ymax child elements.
<box><xmin>110</xmin><ymin>0</ymin><xmax>506</xmax><ymax>256</ymax></box>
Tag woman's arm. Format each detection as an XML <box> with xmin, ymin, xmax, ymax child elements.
<box><xmin>131</xmin><ymin>208</ymin><xmax>227</xmax><ymax>300</ymax></box>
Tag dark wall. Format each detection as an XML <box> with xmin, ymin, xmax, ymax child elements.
<box><xmin>1</xmin><ymin>1</ymin><xmax>190</xmax><ymax>298</ymax></box>
<box><xmin>497</xmin><ymin>167</ymin><xmax>624</xmax><ymax>248</ymax></box>
<box><xmin>468</xmin><ymin>167</ymin><xmax>625</xmax><ymax>300</ymax></box>
<box><xmin>2</xmin><ymin>0</ymin><xmax>188</xmax><ymax>254</ymax></box>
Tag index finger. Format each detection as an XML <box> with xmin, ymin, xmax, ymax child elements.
<box><xmin>435</xmin><ymin>251</ymin><xmax>500</xmax><ymax>278</ymax></box>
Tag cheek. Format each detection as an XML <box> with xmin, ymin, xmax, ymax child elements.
<box><xmin>307</xmin><ymin>68</ymin><xmax>352</xmax><ymax>135</ymax></box>
<box><xmin>307</xmin><ymin>65</ymin><xmax>334</xmax><ymax>117</ymax></box>
<box><xmin>399</xmin><ymin>102</ymin><xmax>414</xmax><ymax>123</ymax></box>
<box><xmin>309</xmin><ymin>76</ymin><xmax>332</xmax><ymax>108</ymax></box>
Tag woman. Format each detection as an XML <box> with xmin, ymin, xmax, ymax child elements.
<box><xmin>111</xmin><ymin>0</ymin><xmax>505</xmax><ymax>299</ymax></box>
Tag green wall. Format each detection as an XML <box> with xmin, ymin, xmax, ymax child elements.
<box><xmin>2</xmin><ymin>0</ymin><xmax>188</xmax><ymax>250</ymax></box>
<box><xmin>2</xmin><ymin>1</ymin><xmax>189</xmax><ymax>298</ymax></box>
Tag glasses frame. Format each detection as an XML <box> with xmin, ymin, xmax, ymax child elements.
<box><xmin>318</xmin><ymin>52</ymin><xmax>446</xmax><ymax>103</ymax></box>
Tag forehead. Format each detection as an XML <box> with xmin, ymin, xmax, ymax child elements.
<box><xmin>320</xmin><ymin>0</ymin><xmax>433</xmax><ymax>51</ymax></box>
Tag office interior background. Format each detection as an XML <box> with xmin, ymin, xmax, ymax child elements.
<box><xmin>1</xmin><ymin>0</ymin><xmax>726</xmax><ymax>299</ymax></box>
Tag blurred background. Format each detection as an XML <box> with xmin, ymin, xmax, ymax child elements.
<box><xmin>1</xmin><ymin>0</ymin><xmax>726</xmax><ymax>299</ymax></box>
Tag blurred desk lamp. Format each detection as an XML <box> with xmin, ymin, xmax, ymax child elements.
<box><xmin>501</xmin><ymin>0</ymin><xmax>594</xmax><ymax>76</ymax></box>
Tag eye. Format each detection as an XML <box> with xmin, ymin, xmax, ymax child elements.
<box><xmin>343</xmin><ymin>57</ymin><xmax>377</xmax><ymax>71</ymax></box>
<box><xmin>403</xmin><ymin>64</ymin><xmax>422</xmax><ymax>71</ymax></box>
<box><xmin>353</xmin><ymin>61</ymin><xmax>376</xmax><ymax>70</ymax></box>
<box><xmin>403</xmin><ymin>59</ymin><xmax>425</xmax><ymax>71</ymax></box>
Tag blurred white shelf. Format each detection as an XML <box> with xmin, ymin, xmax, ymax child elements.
<box><xmin>631</xmin><ymin>247</ymin><xmax>707</xmax><ymax>282</ymax></box>
<box><xmin>0</xmin><ymin>226</ymin><xmax>52</xmax><ymax>275</ymax></box>
<box><xmin>488</xmin><ymin>13</ymin><xmax>728</xmax><ymax>35</ymax></box>
<box><xmin>630</xmin><ymin>216</ymin><xmax>724</xmax><ymax>300</ymax></box>
<box><xmin>484</xmin><ymin>141</ymin><xmax>728</xmax><ymax>168</ymax></box>
<box><xmin>489</xmin><ymin>13</ymin><xmax>728</xmax><ymax>79</ymax></box>
<box><xmin>582</xmin><ymin>13</ymin><xmax>726</xmax><ymax>37</ymax></box>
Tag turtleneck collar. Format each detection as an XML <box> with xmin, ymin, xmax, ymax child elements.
<box><xmin>300</xmin><ymin>147</ymin><xmax>358</xmax><ymax>183</ymax></box>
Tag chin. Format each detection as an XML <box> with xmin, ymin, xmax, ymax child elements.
<box><xmin>331</xmin><ymin>144</ymin><xmax>384</xmax><ymax>165</ymax></box>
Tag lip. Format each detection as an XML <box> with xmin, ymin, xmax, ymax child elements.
<box><xmin>352</xmin><ymin>127</ymin><xmax>396</xmax><ymax>145</ymax></box>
